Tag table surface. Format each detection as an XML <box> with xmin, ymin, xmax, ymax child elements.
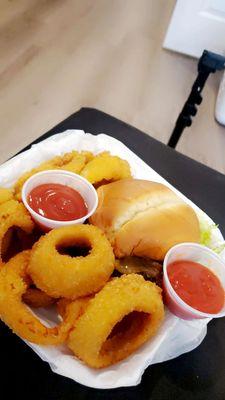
<box><xmin>1</xmin><ymin>108</ymin><xmax>225</xmax><ymax>400</ymax></box>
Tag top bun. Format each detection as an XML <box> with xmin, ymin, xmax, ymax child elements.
<box><xmin>90</xmin><ymin>179</ymin><xmax>200</xmax><ymax>260</ymax></box>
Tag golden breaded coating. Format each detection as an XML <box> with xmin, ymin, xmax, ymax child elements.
<box><xmin>0</xmin><ymin>252</ymin><xmax>83</xmax><ymax>345</ymax></box>
<box><xmin>67</xmin><ymin>274</ymin><xmax>164</xmax><ymax>368</ymax></box>
<box><xmin>51</xmin><ymin>151</ymin><xmax>87</xmax><ymax>173</ymax></box>
<box><xmin>28</xmin><ymin>224</ymin><xmax>115</xmax><ymax>299</ymax></box>
<box><xmin>80</xmin><ymin>152</ymin><xmax>131</xmax><ymax>185</ymax></box>
<box><xmin>0</xmin><ymin>200</ymin><xmax>34</xmax><ymax>262</ymax></box>
<box><xmin>57</xmin><ymin>296</ymin><xmax>91</xmax><ymax>325</ymax></box>
<box><xmin>81</xmin><ymin>151</ymin><xmax>94</xmax><ymax>163</ymax></box>
<box><xmin>14</xmin><ymin>151</ymin><xmax>94</xmax><ymax>201</ymax></box>
<box><xmin>57</xmin><ymin>298</ymin><xmax>73</xmax><ymax>318</ymax></box>
<box><xmin>0</xmin><ymin>187</ymin><xmax>13</xmax><ymax>205</ymax></box>
<box><xmin>5</xmin><ymin>249</ymin><xmax>55</xmax><ymax>308</ymax></box>
<box><xmin>22</xmin><ymin>287</ymin><xmax>56</xmax><ymax>308</ymax></box>
<box><xmin>5</xmin><ymin>250</ymin><xmax>31</xmax><ymax>282</ymax></box>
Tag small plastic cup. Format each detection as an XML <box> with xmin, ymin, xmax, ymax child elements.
<box><xmin>163</xmin><ymin>243</ymin><xmax>225</xmax><ymax>320</ymax></box>
<box><xmin>22</xmin><ymin>170</ymin><xmax>98</xmax><ymax>231</ymax></box>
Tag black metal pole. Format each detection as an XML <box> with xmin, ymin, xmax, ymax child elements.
<box><xmin>168</xmin><ymin>70</ymin><xmax>209</xmax><ymax>148</ymax></box>
<box><xmin>167</xmin><ymin>50</ymin><xmax>225</xmax><ymax>149</ymax></box>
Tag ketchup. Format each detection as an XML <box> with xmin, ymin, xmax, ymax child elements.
<box><xmin>28</xmin><ymin>183</ymin><xmax>88</xmax><ymax>221</ymax></box>
<box><xmin>168</xmin><ymin>260</ymin><xmax>224</xmax><ymax>314</ymax></box>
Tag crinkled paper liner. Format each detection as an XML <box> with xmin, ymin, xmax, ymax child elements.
<box><xmin>0</xmin><ymin>130</ymin><xmax>224</xmax><ymax>389</ymax></box>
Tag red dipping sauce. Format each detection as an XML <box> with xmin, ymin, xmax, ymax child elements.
<box><xmin>167</xmin><ymin>260</ymin><xmax>225</xmax><ymax>314</ymax></box>
<box><xmin>28</xmin><ymin>183</ymin><xmax>88</xmax><ymax>221</ymax></box>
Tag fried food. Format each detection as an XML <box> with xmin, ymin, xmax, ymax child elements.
<box><xmin>0</xmin><ymin>200</ymin><xmax>34</xmax><ymax>262</ymax></box>
<box><xmin>14</xmin><ymin>151</ymin><xmax>94</xmax><ymax>201</ymax></box>
<box><xmin>67</xmin><ymin>274</ymin><xmax>164</xmax><ymax>368</ymax></box>
<box><xmin>1</xmin><ymin>228</ymin><xmax>13</xmax><ymax>261</ymax></box>
<box><xmin>0</xmin><ymin>252</ymin><xmax>82</xmax><ymax>345</ymax></box>
<box><xmin>6</xmin><ymin>250</ymin><xmax>31</xmax><ymax>283</ymax></box>
<box><xmin>81</xmin><ymin>151</ymin><xmax>94</xmax><ymax>163</ymax></box>
<box><xmin>5</xmin><ymin>249</ymin><xmax>55</xmax><ymax>308</ymax></box>
<box><xmin>1</xmin><ymin>227</ymin><xmax>40</xmax><ymax>264</ymax></box>
<box><xmin>0</xmin><ymin>187</ymin><xmax>13</xmax><ymax>205</ymax></box>
<box><xmin>28</xmin><ymin>224</ymin><xmax>115</xmax><ymax>299</ymax></box>
<box><xmin>57</xmin><ymin>298</ymin><xmax>73</xmax><ymax>318</ymax></box>
<box><xmin>59</xmin><ymin>298</ymin><xmax>90</xmax><ymax>326</ymax></box>
<box><xmin>57</xmin><ymin>296</ymin><xmax>91</xmax><ymax>324</ymax></box>
<box><xmin>22</xmin><ymin>287</ymin><xmax>55</xmax><ymax>308</ymax></box>
<box><xmin>80</xmin><ymin>152</ymin><xmax>131</xmax><ymax>186</ymax></box>
<box><xmin>54</xmin><ymin>151</ymin><xmax>86</xmax><ymax>173</ymax></box>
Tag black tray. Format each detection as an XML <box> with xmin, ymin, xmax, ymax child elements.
<box><xmin>2</xmin><ymin>108</ymin><xmax>225</xmax><ymax>400</ymax></box>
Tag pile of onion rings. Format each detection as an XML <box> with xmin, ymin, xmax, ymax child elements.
<box><xmin>0</xmin><ymin>251</ymin><xmax>77</xmax><ymax>344</ymax></box>
<box><xmin>0</xmin><ymin>149</ymin><xmax>165</xmax><ymax>369</ymax></box>
<box><xmin>13</xmin><ymin>150</ymin><xmax>130</xmax><ymax>200</ymax></box>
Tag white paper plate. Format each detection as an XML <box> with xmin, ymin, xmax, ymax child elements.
<box><xmin>0</xmin><ymin>130</ymin><xmax>224</xmax><ymax>389</ymax></box>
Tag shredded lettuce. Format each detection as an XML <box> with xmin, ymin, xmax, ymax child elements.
<box><xmin>199</xmin><ymin>219</ymin><xmax>225</xmax><ymax>254</ymax></box>
<box><xmin>212</xmin><ymin>243</ymin><xmax>225</xmax><ymax>254</ymax></box>
<box><xmin>200</xmin><ymin>220</ymin><xmax>217</xmax><ymax>247</ymax></box>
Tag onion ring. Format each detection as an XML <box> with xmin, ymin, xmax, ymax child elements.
<box><xmin>80</xmin><ymin>152</ymin><xmax>131</xmax><ymax>186</ymax></box>
<box><xmin>0</xmin><ymin>252</ymin><xmax>81</xmax><ymax>344</ymax></box>
<box><xmin>67</xmin><ymin>273</ymin><xmax>164</xmax><ymax>368</ymax></box>
<box><xmin>5</xmin><ymin>249</ymin><xmax>55</xmax><ymax>308</ymax></box>
<box><xmin>28</xmin><ymin>225</ymin><xmax>115</xmax><ymax>299</ymax></box>
<box><xmin>0</xmin><ymin>200</ymin><xmax>34</xmax><ymax>262</ymax></box>
<box><xmin>14</xmin><ymin>151</ymin><xmax>94</xmax><ymax>201</ymax></box>
<box><xmin>0</xmin><ymin>187</ymin><xmax>13</xmax><ymax>205</ymax></box>
<box><xmin>57</xmin><ymin>296</ymin><xmax>91</xmax><ymax>325</ymax></box>
<box><xmin>22</xmin><ymin>287</ymin><xmax>56</xmax><ymax>308</ymax></box>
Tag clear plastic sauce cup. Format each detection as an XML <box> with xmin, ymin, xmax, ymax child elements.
<box><xmin>22</xmin><ymin>170</ymin><xmax>98</xmax><ymax>231</ymax></box>
<box><xmin>163</xmin><ymin>243</ymin><xmax>225</xmax><ymax>320</ymax></box>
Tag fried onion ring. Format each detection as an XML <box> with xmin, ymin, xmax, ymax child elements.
<box><xmin>28</xmin><ymin>225</ymin><xmax>115</xmax><ymax>299</ymax></box>
<box><xmin>14</xmin><ymin>151</ymin><xmax>94</xmax><ymax>201</ymax></box>
<box><xmin>0</xmin><ymin>252</ymin><xmax>81</xmax><ymax>344</ymax></box>
<box><xmin>0</xmin><ymin>187</ymin><xmax>13</xmax><ymax>205</ymax></box>
<box><xmin>0</xmin><ymin>200</ymin><xmax>34</xmax><ymax>262</ymax></box>
<box><xmin>22</xmin><ymin>287</ymin><xmax>56</xmax><ymax>308</ymax></box>
<box><xmin>4</xmin><ymin>249</ymin><xmax>55</xmax><ymax>308</ymax></box>
<box><xmin>57</xmin><ymin>296</ymin><xmax>91</xmax><ymax>324</ymax></box>
<box><xmin>80</xmin><ymin>152</ymin><xmax>131</xmax><ymax>186</ymax></box>
<box><xmin>67</xmin><ymin>274</ymin><xmax>164</xmax><ymax>368</ymax></box>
